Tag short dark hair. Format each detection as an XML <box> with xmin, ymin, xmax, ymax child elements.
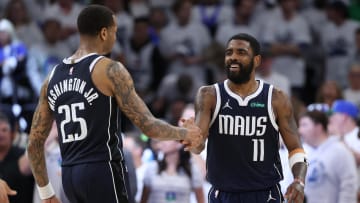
<box><xmin>227</xmin><ymin>33</ymin><xmax>261</xmax><ymax>55</ymax></box>
<box><xmin>303</xmin><ymin>110</ymin><xmax>328</xmax><ymax>132</ymax></box>
<box><xmin>77</xmin><ymin>4</ymin><xmax>114</xmax><ymax>36</ymax></box>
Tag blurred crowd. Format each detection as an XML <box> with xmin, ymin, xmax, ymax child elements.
<box><xmin>0</xmin><ymin>0</ymin><xmax>360</xmax><ymax>202</ymax></box>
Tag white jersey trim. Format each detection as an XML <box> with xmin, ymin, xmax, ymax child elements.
<box><xmin>268</xmin><ymin>85</ymin><xmax>279</xmax><ymax>131</ymax></box>
<box><xmin>62</xmin><ymin>53</ymin><xmax>98</xmax><ymax>64</ymax></box>
<box><xmin>210</xmin><ymin>84</ymin><xmax>221</xmax><ymax>127</ymax></box>
<box><xmin>224</xmin><ymin>79</ymin><xmax>264</xmax><ymax>106</ymax></box>
<box><xmin>89</xmin><ymin>56</ymin><xmax>104</xmax><ymax>72</ymax></box>
<box><xmin>48</xmin><ymin>65</ymin><xmax>58</xmax><ymax>82</ymax></box>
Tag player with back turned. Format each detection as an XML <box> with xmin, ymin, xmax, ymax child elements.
<box><xmin>26</xmin><ymin>5</ymin><xmax>202</xmax><ymax>203</ymax></box>
<box><xmin>183</xmin><ymin>33</ymin><xmax>308</xmax><ymax>203</ymax></box>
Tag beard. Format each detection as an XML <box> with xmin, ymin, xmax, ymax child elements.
<box><xmin>226</xmin><ymin>59</ymin><xmax>254</xmax><ymax>84</ymax></box>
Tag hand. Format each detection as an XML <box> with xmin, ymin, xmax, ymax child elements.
<box><xmin>284</xmin><ymin>179</ymin><xmax>305</xmax><ymax>203</ymax></box>
<box><xmin>43</xmin><ymin>196</ymin><xmax>61</xmax><ymax>203</ymax></box>
<box><xmin>180</xmin><ymin>117</ymin><xmax>204</xmax><ymax>153</ymax></box>
<box><xmin>0</xmin><ymin>179</ymin><xmax>17</xmax><ymax>203</ymax></box>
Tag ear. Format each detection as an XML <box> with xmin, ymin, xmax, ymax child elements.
<box><xmin>99</xmin><ymin>27</ymin><xmax>108</xmax><ymax>41</ymax></box>
<box><xmin>254</xmin><ymin>54</ymin><xmax>261</xmax><ymax>69</ymax></box>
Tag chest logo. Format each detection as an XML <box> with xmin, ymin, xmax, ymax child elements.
<box><xmin>222</xmin><ymin>99</ymin><xmax>233</xmax><ymax>110</ymax></box>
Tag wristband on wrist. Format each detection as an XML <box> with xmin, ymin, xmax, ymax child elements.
<box><xmin>294</xmin><ymin>178</ymin><xmax>305</xmax><ymax>187</ymax></box>
<box><xmin>37</xmin><ymin>182</ymin><xmax>55</xmax><ymax>200</ymax></box>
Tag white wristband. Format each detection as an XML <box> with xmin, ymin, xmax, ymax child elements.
<box><xmin>37</xmin><ymin>182</ymin><xmax>55</xmax><ymax>200</ymax></box>
<box><xmin>289</xmin><ymin>152</ymin><xmax>307</xmax><ymax>169</ymax></box>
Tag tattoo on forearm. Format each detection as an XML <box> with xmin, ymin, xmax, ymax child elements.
<box><xmin>106</xmin><ymin>61</ymin><xmax>186</xmax><ymax>140</ymax></box>
<box><xmin>28</xmin><ymin>99</ymin><xmax>53</xmax><ymax>186</ymax></box>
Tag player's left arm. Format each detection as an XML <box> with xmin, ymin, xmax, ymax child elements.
<box><xmin>272</xmin><ymin>88</ymin><xmax>307</xmax><ymax>203</ymax></box>
<box><xmin>27</xmin><ymin>77</ymin><xmax>59</xmax><ymax>202</ymax></box>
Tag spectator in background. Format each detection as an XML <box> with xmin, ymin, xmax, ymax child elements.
<box><xmin>26</xmin><ymin>17</ymin><xmax>72</xmax><ymax>97</ymax></box>
<box><xmin>191</xmin><ymin>0</ymin><xmax>233</xmax><ymax>37</ymax></box>
<box><xmin>148</xmin><ymin>6</ymin><xmax>169</xmax><ymax>47</ymax></box>
<box><xmin>299</xmin><ymin>109</ymin><xmax>357</xmax><ymax>203</ymax></box>
<box><xmin>123</xmin><ymin>17</ymin><xmax>166</xmax><ymax>103</ymax></box>
<box><xmin>4</xmin><ymin>0</ymin><xmax>43</xmax><ymax>48</ymax></box>
<box><xmin>42</xmin><ymin>0</ymin><xmax>84</xmax><ymax>51</ymax></box>
<box><xmin>328</xmin><ymin>99</ymin><xmax>360</xmax><ymax>193</ymax></box>
<box><xmin>124</xmin><ymin>132</ymin><xmax>150</xmax><ymax>203</ymax></box>
<box><xmin>344</xmin><ymin>63</ymin><xmax>360</xmax><ymax>108</ymax></box>
<box><xmin>256</xmin><ymin>53</ymin><xmax>291</xmax><ymax>96</ymax></box>
<box><xmin>262</xmin><ymin>0</ymin><xmax>311</xmax><ymax>99</ymax></box>
<box><xmin>159</xmin><ymin>0</ymin><xmax>211</xmax><ymax>87</ymax></box>
<box><xmin>129</xmin><ymin>0</ymin><xmax>150</xmax><ymax>18</ymax></box>
<box><xmin>152</xmin><ymin>73</ymin><xmax>198</xmax><ymax>118</ymax></box>
<box><xmin>215</xmin><ymin>0</ymin><xmax>260</xmax><ymax>48</ymax></box>
<box><xmin>315</xmin><ymin>80</ymin><xmax>343</xmax><ymax>108</ymax></box>
<box><xmin>320</xmin><ymin>1</ymin><xmax>360</xmax><ymax>88</ymax></box>
<box><xmin>0</xmin><ymin>112</ymin><xmax>33</xmax><ymax>203</ymax></box>
<box><xmin>328</xmin><ymin>100</ymin><xmax>360</xmax><ymax>166</ymax></box>
<box><xmin>0</xmin><ymin>18</ymin><xmax>31</xmax><ymax>105</ymax></box>
<box><xmin>351</xmin><ymin>27</ymin><xmax>360</xmax><ymax>64</ymax></box>
<box><xmin>140</xmin><ymin>140</ymin><xmax>205</xmax><ymax>203</ymax></box>
<box><xmin>103</xmin><ymin>0</ymin><xmax>133</xmax><ymax>49</ymax></box>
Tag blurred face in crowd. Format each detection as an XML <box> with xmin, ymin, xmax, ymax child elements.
<box><xmin>328</xmin><ymin>113</ymin><xmax>346</xmax><ymax>135</ymax></box>
<box><xmin>159</xmin><ymin>140</ymin><xmax>182</xmax><ymax>155</ymax></box>
<box><xmin>6</xmin><ymin>0</ymin><xmax>28</xmax><ymax>24</ymax></box>
<box><xmin>0</xmin><ymin>31</ymin><xmax>11</xmax><ymax>46</ymax></box>
<box><xmin>175</xmin><ymin>1</ymin><xmax>192</xmax><ymax>26</ymax></box>
<box><xmin>298</xmin><ymin>116</ymin><xmax>317</xmax><ymax>147</ymax></box>
<box><xmin>225</xmin><ymin>39</ymin><xmax>256</xmax><ymax>84</ymax></box>
<box><xmin>0</xmin><ymin>120</ymin><xmax>12</xmax><ymax>151</ymax></box>
<box><xmin>348</xmin><ymin>65</ymin><xmax>360</xmax><ymax>90</ymax></box>
<box><xmin>43</xmin><ymin>19</ymin><xmax>62</xmax><ymax>44</ymax></box>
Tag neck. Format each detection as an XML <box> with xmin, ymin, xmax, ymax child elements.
<box><xmin>342</xmin><ymin>120</ymin><xmax>357</xmax><ymax>134</ymax></box>
<box><xmin>71</xmin><ymin>38</ymin><xmax>103</xmax><ymax>59</ymax></box>
<box><xmin>313</xmin><ymin>132</ymin><xmax>328</xmax><ymax>147</ymax></box>
<box><xmin>227</xmin><ymin>78</ymin><xmax>258</xmax><ymax>98</ymax></box>
<box><xmin>0</xmin><ymin>146</ymin><xmax>11</xmax><ymax>161</ymax></box>
<box><xmin>165</xmin><ymin>151</ymin><xmax>179</xmax><ymax>174</ymax></box>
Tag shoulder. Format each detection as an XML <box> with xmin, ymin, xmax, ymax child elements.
<box><xmin>198</xmin><ymin>85</ymin><xmax>216</xmax><ymax>97</ymax></box>
<box><xmin>271</xmin><ymin>87</ymin><xmax>292</xmax><ymax>115</ymax></box>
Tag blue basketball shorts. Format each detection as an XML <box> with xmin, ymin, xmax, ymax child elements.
<box><xmin>62</xmin><ymin>161</ymin><xmax>129</xmax><ymax>203</ymax></box>
<box><xmin>208</xmin><ymin>183</ymin><xmax>284</xmax><ymax>203</ymax></box>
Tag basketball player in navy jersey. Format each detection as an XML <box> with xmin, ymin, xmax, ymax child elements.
<box><xmin>26</xmin><ymin>5</ymin><xmax>203</xmax><ymax>203</ymax></box>
<box><xmin>183</xmin><ymin>33</ymin><xmax>307</xmax><ymax>203</ymax></box>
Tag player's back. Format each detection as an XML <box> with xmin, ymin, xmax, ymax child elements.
<box><xmin>47</xmin><ymin>53</ymin><xmax>123</xmax><ymax>166</ymax></box>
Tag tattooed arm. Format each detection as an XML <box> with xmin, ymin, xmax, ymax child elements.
<box><xmin>272</xmin><ymin>88</ymin><xmax>307</xmax><ymax>203</ymax></box>
<box><xmin>27</xmin><ymin>79</ymin><xmax>54</xmax><ymax>187</ymax></box>
<box><xmin>104</xmin><ymin>60</ymin><xmax>202</xmax><ymax>144</ymax></box>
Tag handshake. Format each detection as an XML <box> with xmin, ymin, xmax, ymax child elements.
<box><xmin>179</xmin><ymin>117</ymin><xmax>206</xmax><ymax>154</ymax></box>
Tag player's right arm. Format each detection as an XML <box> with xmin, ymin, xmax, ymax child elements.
<box><xmin>101</xmin><ymin>59</ymin><xmax>202</xmax><ymax>145</ymax></box>
<box><xmin>186</xmin><ymin>85</ymin><xmax>216</xmax><ymax>154</ymax></box>
<box><xmin>27</xmin><ymin>78</ymin><xmax>60</xmax><ymax>202</ymax></box>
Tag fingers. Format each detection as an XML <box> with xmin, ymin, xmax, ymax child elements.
<box><xmin>285</xmin><ymin>184</ymin><xmax>304</xmax><ymax>203</ymax></box>
<box><xmin>5</xmin><ymin>184</ymin><xmax>16</xmax><ymax>196</ymax></box>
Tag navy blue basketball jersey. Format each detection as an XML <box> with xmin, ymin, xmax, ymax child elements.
<box><xmin>207</xmin><ymin>79</ymin><xmax>283</xmax><ymax>192</ymax></box>
<box><xmin>47</xmin><ymin>53</ymin><xmax>123</xmax><ymax>166</ymax></box>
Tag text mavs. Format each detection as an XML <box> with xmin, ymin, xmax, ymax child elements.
<box><xmin>218</xmin><ymin>115</ymin><xmax>267</xmax><ymax>136</ymax></box>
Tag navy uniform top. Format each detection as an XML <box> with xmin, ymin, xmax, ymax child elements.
<box><xmin>47</xmin><ymin>53</ymin><xmax>123</xmax><ymax>166</ymax></box>
<box><xmin>207</xmin><ymin>79</ymin><xmax>283</xmax><ymax>192</ymax></box>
